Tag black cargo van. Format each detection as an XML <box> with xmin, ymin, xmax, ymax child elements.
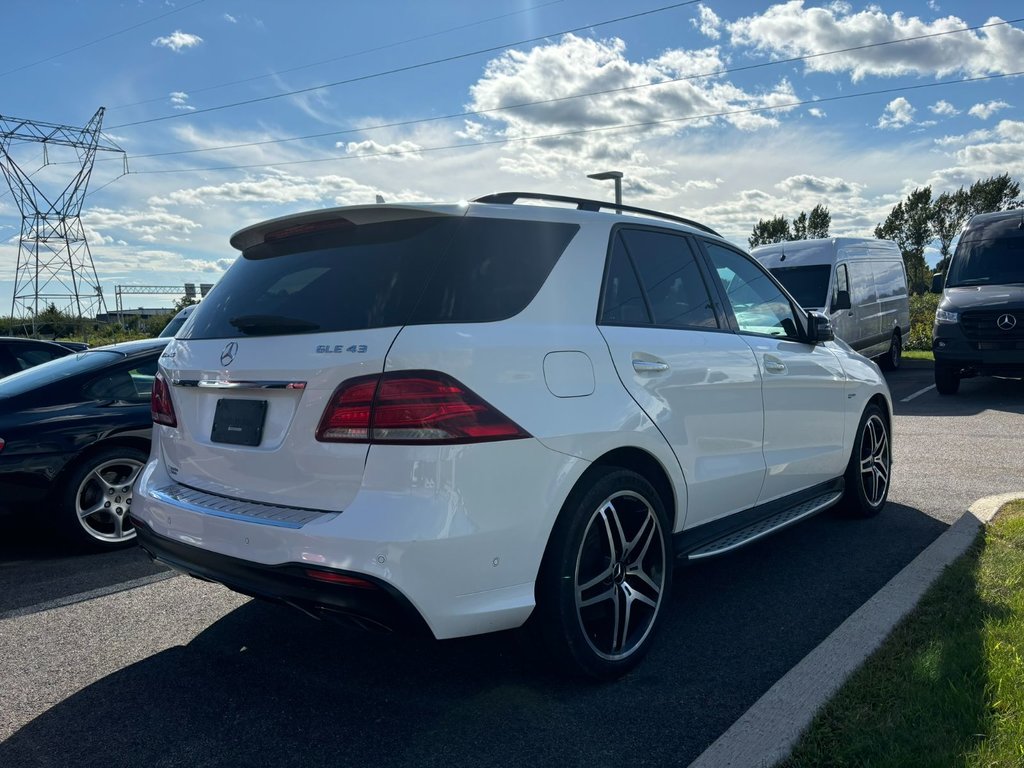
<box><xmin>932</xmin><ymin>209</ymin><xmax>1024</xmax><ymax>394</ymax></box>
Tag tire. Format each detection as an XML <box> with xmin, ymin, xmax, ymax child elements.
<box><xmin>934</xmin><ymin>363</ymin><xmax>960</xmax><ymax>395</ymax></box>
<box><xmin>839</xmin><ymin>404</ymin><xmax>891</xmax><ymax>517</ymax></box>
<box><xmin>57</xmin><ymin>445</ymin><xmax>147</xmax><ymax>551</ymax></box>
<box><xmin>879</xmin><ymin>331</ymin><xmax>902</xmax><ymax>371</ymax></box>
<box><xmin>533</xmin><ymin>469</ymin><xmax>672</xmax><ymax>680</ymax></box>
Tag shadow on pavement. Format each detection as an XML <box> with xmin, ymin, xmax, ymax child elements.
<box><xmin>0</xmin><ymin>503</ymin><xmax>946</xmax><ymax>768</ymax></box>
<box><xmin>0</xmin><ymin>514</ymin><xmax>167</xmax><ymax>616</ymax></box>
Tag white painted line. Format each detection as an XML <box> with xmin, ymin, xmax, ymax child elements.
<box><xmin>902</xmin><ymin>384</ymin><xmax>936</xmax><ymax>402</ymax></box>
<box><xmin>0</xmin><ymin>571</ymin><xmax>177</xmax><ymax>622</ymax></box>
<box><xmin>687</xmin><ymin>492</ymin><xmax>1024</xmax><ymax>768</ymax></box>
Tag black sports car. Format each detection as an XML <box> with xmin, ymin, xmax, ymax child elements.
<box><xmin>0</xmin><ymin>337</ymin><xmax>75</xmax><ymax>378</ymax></box>
<box><xmin>0</xmin><ymin>338</ymin><xmax>169</xmax><ymax>550</ymax></box>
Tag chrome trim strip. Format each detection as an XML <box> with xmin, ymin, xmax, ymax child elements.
<box><xmin>173</xmin><ymin>379</ymin><xmax>306</xmax><ymax>390</ymax></box>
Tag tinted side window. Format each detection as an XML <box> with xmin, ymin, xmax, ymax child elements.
<box><xmin>16</xmin><ymin>345</ymin><xmax>67</xmax><ymax>369</ymax></box>
<box><xmin>599</xmin><ymin>234</ymin><xmax>651</xmax><ymax>325</ymax></box>
<box><xmin>619</xmin><ymin>229</ymin><xmax>718</xmax><ymax>329</ymax></box>
<box><xmin>410</xmin><ymin>218</ymin><xmax>579</xmax><ymax>324</ymax></box>
<box><xmin>703</xmin><ymin>242</ymin><xmax>800</xmax><ymax>338</ymax></box>
<box><xmin>82</xmin><ymin>357</ymin><xmax>159</xmax><ymax>404</ymax></box>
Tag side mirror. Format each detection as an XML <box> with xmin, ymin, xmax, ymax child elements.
<box><xmin>832</xmin><ymin>289</ymin><xmax>851</xmax><ymax>312</ymax></box>
<box><xmin>931</xmin><ymin>273</ymin><xmax>945</xmax><ymax>293</ymax></box>
<box><xmin>807</xmin><ymin>311</ymin><xmax>834</xmax><ymax>343</ymax></box>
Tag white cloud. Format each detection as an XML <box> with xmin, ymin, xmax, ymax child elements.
<box><xmin>151</xmin><ymin>30</ymin><xmax>203</xmax><ymax>52</ymax></box>
<box><xmin>692</xmin><ymin>4</ymin><xmax>722</xmax><ymax>40</ymax></box>
<box><xmin>223</xmin><ymin>13</ymin><xmax>237</xmax><ymax>23</ymax></box>
<box><xmin>338</xmin><ymin>139</ymin><xmax>424</xmax><ymax>161</ymax></box>
<box><xmin>877</xmin><ymin>98</ymin><xmax>915</xmax><ymax>129</ymax></box>
<box><xmin>929</xmin><ymin>100</ymin><xmax>959</xmax><ymax>116</ymax></box>
<box><xmin>808</xmin><ymin>107</ymin><xmax>826</xmax><ymax>118</ymax></box>
<box><xmin>169</xmin><ymin>92</ymin><xmax>195</xmax><ymax>111</ymax></box>
<box><xmin>465</xmin><ymin>34</ymin><xmax>797</xmax><ymax>177</ymax></box>
<box><xmin>968</xmin><ymin>100</ymin><xmax>1010</xmax><ymax>119</ymax></box>
<box><xmin>776</xmin><ymin>175</ymin><xmax>863</xmax><ymax>196</ymax></box>
<box><xmin>726</xmin><ymin>2</ymin><xmax>1024</xmax><ymax>81</ymax></box>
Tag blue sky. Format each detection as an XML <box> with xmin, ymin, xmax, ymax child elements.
<box><xmin>1</xmin><ymin>0</ymin><xmax>1021</xmax><ymax>314</ymax></box>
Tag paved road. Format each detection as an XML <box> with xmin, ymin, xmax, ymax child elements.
<box><xmin>1</xmin><ymin>361</ymin><xmax>1021</xmax><ymax>767</ymax></box>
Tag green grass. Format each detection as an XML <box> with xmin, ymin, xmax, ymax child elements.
<box><xmin>780</xmin><ymin>500</ymin><xmax>1024</xmax><ymax>768</ymax></box>
<box><xmin>902</xmin><ymin>350</ymin><xmax>934</xmax><ymax>361</ymax></box>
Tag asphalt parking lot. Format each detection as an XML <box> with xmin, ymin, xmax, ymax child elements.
<box><xmin>1</xmin><ymin>360</ymin><xmax>1022</xmax><ymax>768</ymax></box>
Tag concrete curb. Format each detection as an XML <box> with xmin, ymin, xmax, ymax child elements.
<box><xmin>687</xmin><ymin>492</ymin><xmax>1024</xmax><ymax>768</ymax></box>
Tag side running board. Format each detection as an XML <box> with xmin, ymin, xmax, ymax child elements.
<box><xmin>686</xmin><ymin>491</ymin><xmax>843</xmax><ymax>560</ymax></box>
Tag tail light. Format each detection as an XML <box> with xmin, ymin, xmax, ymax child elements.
<box><xmin>316</xmin><ymin>371</ymin><xmax>530</xmax><ymax>444</ymax></box>
<box><xmin>151</xmin><ymin>370</ymin><xmax>178</xmax><ymax>427</ymax></box>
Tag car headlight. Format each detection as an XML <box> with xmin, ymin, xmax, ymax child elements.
<box><xmin>935</xmin><ymin>308</ymin><xmax>959</xmax><ymax>324</ymax></box>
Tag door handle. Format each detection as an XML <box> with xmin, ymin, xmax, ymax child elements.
<box><xmin>632</xmin><ymin>359</ymin><xmax>669</xmax><ymax>374</ymax></box>
<box><xmin>764</xmin><ymin>360</ymin><xmax>786</xmax><ymax>373</ymax></box>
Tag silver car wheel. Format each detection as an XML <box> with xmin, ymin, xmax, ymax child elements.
<box><xmin>573</xmin><ymin>490</ymin><xmax>667</xmax><ymax>662</ymax></box>
<box><xmin>74</xmin><ymin>457</ymin><xmax>143</xmax><ymax>543</ymax></box>
<box><xmin>858</xmin><ymin>414</ymin><xmax>890</xmax><ymax>508</ymax></box>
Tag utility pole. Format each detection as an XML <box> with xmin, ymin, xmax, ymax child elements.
<box><xmin>0</xmin><ymin>108</ymin><xmax>127</xmax><ymax>336</ymax></box>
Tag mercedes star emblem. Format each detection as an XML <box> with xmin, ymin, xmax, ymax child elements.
<box><xmin>996</xmin><ymin>314</ymin><xmax>1017</xmax><ymax>331</ymax></box>
<box><xmin>220</xmin><ymin>341</ymin><xmax>239</xmax><ymax>366</ymax></box>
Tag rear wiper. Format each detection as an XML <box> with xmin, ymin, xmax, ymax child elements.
<box><xmin>228</xmin><ymin>314</ymin><xmax>321</xmax><ymax>335</ymax></box>
<box><xmin>952</xmin><ymin>277</ymin><xmax>991</xmax><ymax>285</ymax></box>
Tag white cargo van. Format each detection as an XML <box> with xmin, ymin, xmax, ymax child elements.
<box><xmin>752</xmin><ymin>238</ymin><xmax>910</xmax><ymax>369</ymax></box>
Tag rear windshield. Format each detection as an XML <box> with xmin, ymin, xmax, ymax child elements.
<box><xmin>947</xmin><ymin>225</ymin><xmax>1024</xmax><ymax>287</ymax></box>
<box><xmin>768</xmin><ymin>265</ymin><xmax>831</xmax><ymax>308</ymax></box>
<box><xmin>183</xmin><ymin>216</ymin><xmax>579</xmax><ymax>339</ymax></box>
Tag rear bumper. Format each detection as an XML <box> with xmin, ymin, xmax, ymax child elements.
<box><xmin>134</xmin><ymin>516</ymin><xmax>430</xmax><ymax>634</ymax></box>
<box><xmin>130</xmin><ymin>438</ymin><xmax>587</xmax><ymax>639</ymax></box>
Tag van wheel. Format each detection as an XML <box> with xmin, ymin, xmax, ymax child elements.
<box><xmin>532</xmin><ymin>469</ymin><xmax>672</xmax><ymax>680</ymax></box>
<box><xmin>935</xmin><ymin>363</ymin><xmax>960</xmax><ymax>395</ymax></box>
<box><xmin>880</xmin><ymin>331</ymin><xmax>901</xmax><ymax>371</ymax></box>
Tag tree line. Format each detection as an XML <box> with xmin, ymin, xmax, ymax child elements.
<box><xmin>747</xmin><ymin>173</ymin><xmax>1021</xmax><ymax>294</ymax></box>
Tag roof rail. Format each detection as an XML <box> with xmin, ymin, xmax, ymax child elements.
<box><xmin>471</xmin><ymin>191</ymin><xmax>722</xmax><ymax>237</ymax></box>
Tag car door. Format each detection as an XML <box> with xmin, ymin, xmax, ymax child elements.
<box><xmin>699</xmin><ymin>240</ymin><xmax>848</xmax><ymax>505</ymax></box>
<box><xmin>598</xmin><ymin>227</ymin><xmax>766</xmax><ymax>527</ymax></box>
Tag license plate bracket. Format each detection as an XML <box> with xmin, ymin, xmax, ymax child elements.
<box><xmin>211</xmin><ymin>398</ymin><xmax>268</xmax><ymax>446</ymax></box>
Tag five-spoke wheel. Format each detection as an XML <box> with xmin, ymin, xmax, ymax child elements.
<box><xmin>840</xmin><ymin>404</ymin><xmax>891</xmax><ymax>517</ymax></box>
<box><xmin>58</xmin><ymin>445</ymin><xmax>148</xmax><ymax>550</ymax></box>
<box><xmin>534</xmin><ymin>469</ymin><xmax>672</xmax><ymax>679</ymax></box>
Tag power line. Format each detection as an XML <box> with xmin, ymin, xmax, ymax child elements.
<box><xmin>107</xmin><ymin>1</ymin><xmax>703</xmax><ymax>130</ymax></box>
<box><xmin>114</xmin><ymin>17</ymin><xmax>1022</xmax><ymax>163</ymax></box>
<box><xmin>0</xmin><ymin>0</ymin><xmax>208</xmax><ymax>79</ymax></box>
<box><xmin>119</xmin><ymin>71</ymin><xmax>1024</xmax><ymax>178</ymax></box>
<box><xmin>108</xmin><ymin>0</ymin><xmax>567</xmax><ymax>112</ymax></box>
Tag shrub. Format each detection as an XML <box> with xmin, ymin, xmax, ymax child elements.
<box><xmin>906</xmin><ymin>292</ymin><xmax>940</xmax><ymax>351</ymax></box>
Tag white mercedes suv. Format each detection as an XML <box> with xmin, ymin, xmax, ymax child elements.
<box><xmin>132</xmin><ymin>192</ymin><xmax>893</xmax><ymax>679</ymax></box>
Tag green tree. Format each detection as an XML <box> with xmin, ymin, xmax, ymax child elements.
<box><xmin>930</xmin><ymin>189</ymin><xmax>969</xmax><ymax>274</ymax></box>
<box><xmin>749</xmin><ymin>216</ymin><xmax>792</xmax><ymax>248</ymax></box>
<box><xmin>807</xmin><ymin>204</ymin><xmax>831</xmax><ymax>238</ymax></box>
<box><xmin>791</xmin><ymin>211</ymin><xmax>807</xmax><ymax>240</ymax></box>
<box><xmin>875</xmin><ymin>187</ymin><xmax>933</xmax><ymax>294</ymax></box>
<box><xmin>750</xmin><ymin>205</ymin><xmax>830</xmax><ymax>247</ymax></box>
<box><xmin>966</xmin><ymin>173</ymin><xmax>1021</xmax><ymax>215</ymax></box>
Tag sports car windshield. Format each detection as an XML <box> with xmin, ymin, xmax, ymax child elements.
<box><xmin>0</xmin><ymin>350</ymin><xmax>123</xmax><ymax>398</ymax></box>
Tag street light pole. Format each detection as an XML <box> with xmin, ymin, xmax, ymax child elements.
<box><xmin>587</xmin><ymin>170</ymin><xmax>623</xmax><ymax>212</ymax></box>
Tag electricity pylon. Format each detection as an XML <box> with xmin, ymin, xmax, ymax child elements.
<box><xmin>0</xmin><ymin>108</ymin><xmax>127</xmax><ymax>334</ymax></box>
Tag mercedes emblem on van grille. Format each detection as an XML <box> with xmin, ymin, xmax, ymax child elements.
<box><xmin>220</xmin><ymin>342</ymin><xmax>239</xmax><ymax>366</ymax></box>
<box><xmin>996</xmin><ymin>314</ymin><xmax>1017</xmax><ymax>331</ymax></box>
